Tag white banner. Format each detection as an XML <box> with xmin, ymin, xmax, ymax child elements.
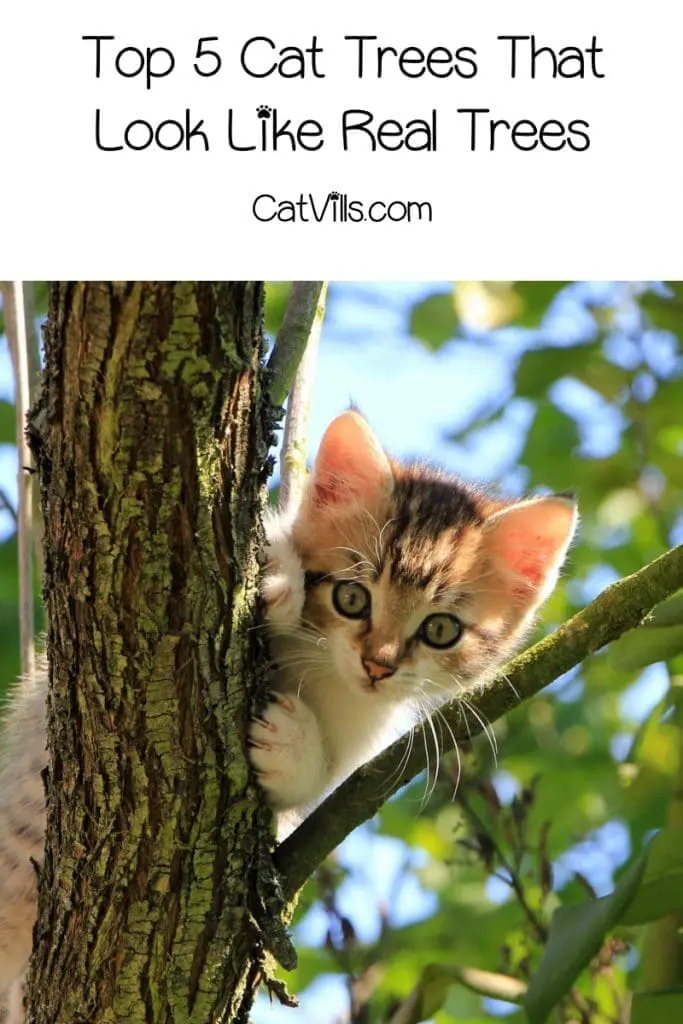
<box><xmin>1</xmin><ymin>1</ymin><xmax>681</xmax><ymax>278</ymax></box>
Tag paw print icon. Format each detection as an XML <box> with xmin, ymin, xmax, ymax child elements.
<box><xmin>257</xmin><ymin>106</ymin><xmax>273</xmax><ymax>119</ymax></box>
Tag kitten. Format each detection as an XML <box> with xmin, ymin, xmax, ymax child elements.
<box><xmin>249</xmin><ymin>410</ymin><xmax>577</xmax><ymax>819</ymax></box>
<box><xmin>0</xmin><ymin>411</ymin><xmax>576</xmax><ymax>1021</ymax></box>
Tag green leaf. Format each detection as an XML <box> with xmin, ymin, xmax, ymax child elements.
<box><xmin>645</xmin><ymin>377</ymin><xmax>683</xmax><ymax>431</ymax></box>
<box><xmin>520</xmin><ymin>402</ymin><xmax>580</xmax><ymax>490</ymax></box>
<box><xmin>515</xmin><ymin>347</ymin><xmax>584</xmax><ymax>398</ymax></box>
<box><xmin>657</xmin><ymin>424</ymin><xmax>683</xmax><ymax>456</ymax></box>
<box><xmin>631</xmin><ymin>988</ymin><xmax>683</xmax><ymax>1024</ymax></box>
<box><xmin>409</xmin><ymin>293</ymin><xmax>458</xmax><ymax>351</ymax></box>
<box><xmin>610</xmin><ymin>625</ymin><xmax>683</xmax><ymax>671</ymax></box>
<box><xmin>397</xmin><ymin>964</ymin><xmax>456</xmax><ymax>1022</ymax></box>
<box><xmin>621</xmin><ymin>828</ymin><xmax>683</xmax><ymax>926</ymax></box>
<box><xmin>0</xmin><ymin>601</ymin><xmax>22</xmax><ymax>696</ymax></box>
<box><xmin>453</xmin><ymin>282</ymin><xmax>571</xmax><ymax>331</ymax></box>
<box><xmin>523</xmin><ymin>848</ymin><xmax>648</xmax><ymax>1024</ymax></box>
<box><xmin>514</xmin><ymin>341</ymin><xmax>622</xmax><ymax>400</ymax></box>
<box><xmin>511</xmin><ymin>282</ymin><xmax>571</xmax><ymax>327</ymax></box>
<box><xmin>0</xmin><ymin>400</ymin><xmax>16</xmax><ymax>445</ymax></box>
<box><xmin>646</xmin><ymin>590</ymin><xmax>683</xmax><ymax>629</ymax></box>
<box><xmin>640</xmin><ymin>282</ymin><xmax>683</xmax><ymax>335</ymax></box>
<box><xmin>0</xmin><ymin>537</ymin><xmax>20</xmax><ymax>601</ymax></box>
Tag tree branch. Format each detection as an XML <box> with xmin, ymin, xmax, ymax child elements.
<box><xmin>275</xmin><ymin>543</ymin><xmax>683</xmax><ymax>898</ymax></box>
<box><xmin>267</xmin><ymin>282</ymin><xmax>327</xmax><ymax>408</ymax></box>
<box><xmin>278</xmin><ymin>283</ymin><xmax>327</xmax><ymax>512</ymax></box>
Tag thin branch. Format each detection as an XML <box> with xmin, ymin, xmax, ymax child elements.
<box><xmin>278</xmin><ymin>283</ymin><xmax>327</xmax><ymax>512</ymax></box>
<box><xmin>275</xmin><ymin>543</ymin><xmax>683</xmax><ymax>897</ymax></box>
<box><xmin>267</xmin><ymin>282</ymin><xmax>326</xmax><ymax>408</ymax></box>
<box><xmin>18</xmin><ymin>281</ymin><xmax>41</xmax><ymax>399</ymax></box>
<box><xmin>444</xmin><ymin>965</ymin><xmax>527</xmax><ymax>1003</ymax></box>
<box><xmin>457</xmin><ymin>788</ymin><xmax>548</xmax><ymax>944</ymax></box>
<box><xmin>1</xmin><ymin>281</ymin><xmax>35</xmax><ymax>676</ymax></box>
<box><xmin>388</xmin><ymin>965</ymin><xmax>527</xmax><ymax>1024</ymax></box>
<box><xmin>0</xmin><ymin>486</ymin><xmax>17</xmax><ymax>524</ymax></box>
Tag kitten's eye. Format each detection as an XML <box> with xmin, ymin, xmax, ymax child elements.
<box><xmin>332</xmin><ymin>581</ymin><xmax>371</xmax><ymax>619</ymax></box>
<box><xmin>419</xmin><ymin>613</ymin><xmax>462</xmax><ymax>649</ymax></box>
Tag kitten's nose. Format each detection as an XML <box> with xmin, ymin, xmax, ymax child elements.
<box><xmin>362</xmin><ymin>658</ymin><xmax>396</xmax><ymax>682</ymax></box>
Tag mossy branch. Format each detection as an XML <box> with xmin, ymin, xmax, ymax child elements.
<box><xmin>275</xmin><ymin>543</ymin><xmax>683</xmax><ymax>898</ymax></box>
<box><xmin>267</xmin><ymin>282</ymin><xmax>326</xmax><ymax>408</ymax></box>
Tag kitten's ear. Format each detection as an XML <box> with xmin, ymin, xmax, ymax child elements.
<box><xmin>307</xmin><ymin>411</ymin><xmax>393</xmax><ymax>515</ymax></box>
<box><xmin>483</xmin><ymin>495</ymin><xmax>578</xmax><ymax>611</ymax></box>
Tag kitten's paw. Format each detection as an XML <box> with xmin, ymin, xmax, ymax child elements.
<box><xmin>261</xmin><ymin>533</ymin><xmax>305</xmax><ymax>627</ymax></box>
<box><xmin>249</xmin><ymin>692</ymin><xmax>326</xmax><ymax>809</ymax></box>
<box><xmin>6</xmin><ymin>976</ymin><xmax>26</xmax><ymax>1024</ymax></box>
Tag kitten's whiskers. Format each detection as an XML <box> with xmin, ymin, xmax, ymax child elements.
<box><xmin>500</xmin><ymin>670</ymin><xmax>521</xmax><ymax>703</ymax></box>
<box><xmin>458</xmin><ymin>697</ymin><xmax>498</xmax><ymax>767</ymax></box>
<box><xmin>422</xmin><ymin>711</ymin><xmax>442</xmax><ymax>809</ymax></box>
<box><xmin>432</xmin><ymin>706</ymin><xmax>463</xmax><ymax>801</ymax></box>
<box><xmin>380</xmin><ymin>725</ymin><xmax>416</xmax><ymax>799</ymax></box>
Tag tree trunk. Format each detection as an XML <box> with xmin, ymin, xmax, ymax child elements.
<box><xmin>26</xmin><ymin>282</ymin><xmax>288</xmax><ymax>1023</ymax></box>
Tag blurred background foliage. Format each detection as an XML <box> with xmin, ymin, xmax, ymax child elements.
<box><xmin>0</xmin><ymin>282</ymin><xmax>682</xmax><ymax>1023</ymax></box>
<box><xmin>261</xmin><ymin>281</ymin><xmax>683</xmax><ymax>1024</ymax></box>
<box><xmin>0</xmin><ymin>284</ymin><xmax>46</xmax><ymax>681</ymax></box>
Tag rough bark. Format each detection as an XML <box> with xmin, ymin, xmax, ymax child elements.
<box><xmin>26</xmin><ymin>282</ymin><xmax>286</xmax><ymax>1024</ymax></box>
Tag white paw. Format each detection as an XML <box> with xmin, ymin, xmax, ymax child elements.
<box><xmin>6</xmin><ymin>976</ymin><xmax>26</xmax><ymax>1024</ymax></box>
<box><xmin>261</xmin><ymin>531</ymin><xmax>305</xmax><ymax>628</ymax></box>
<box><xmin>249</xmin><ymin>692</ymin><xmax>326</xmax><ymax>809</ymax></box>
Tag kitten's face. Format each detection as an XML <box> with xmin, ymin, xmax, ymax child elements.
<box><xmin>289</xmin><ymin>410</ymin><xmax>576</xmax><ymax>708</ymax></box>
<box><xmin>297</xmin><ymin>489</ymin><xmax>527</xmax><ymax>707</ymax></box>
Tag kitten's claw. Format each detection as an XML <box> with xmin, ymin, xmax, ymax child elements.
<box><xmin>267</xmin><ymin>690</ymin><xmax>295</xmax><ymax>713</ymax></box>
<box><xmin>249</xmin><ymin>692</ymin><xmax>326</xmax><ymax>809</ymax></box>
